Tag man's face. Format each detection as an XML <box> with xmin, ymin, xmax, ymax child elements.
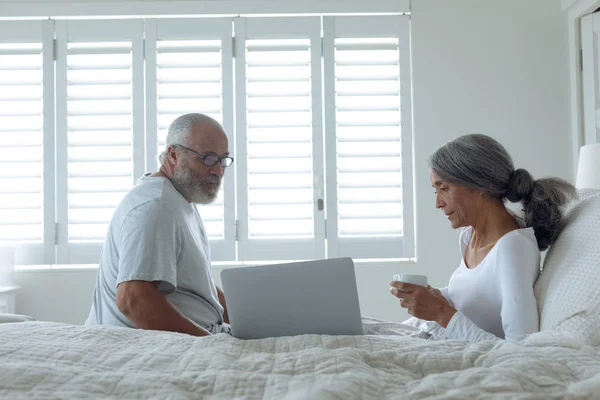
<box><xmin>171</xmin><ymin>123</ymin><xmax>229</xmax><ymax>204</ymax></box>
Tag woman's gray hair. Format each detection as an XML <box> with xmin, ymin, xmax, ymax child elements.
<box><xmin>158</xmin><ymin>113</ymin><xmax>222</xmax><ymax>165</ymax></box>
<box><xmin>429</xmin><ymin>134</ymin><xmax>576</xmax><ymax>250</ymax></box>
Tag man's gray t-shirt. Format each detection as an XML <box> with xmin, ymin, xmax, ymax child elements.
<box><xmin>85</xmin><ymin>175</ymin><xmax>226</xmax><ymax>334</ymax></box>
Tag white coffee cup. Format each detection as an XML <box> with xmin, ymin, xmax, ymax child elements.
<box><xmin>393</xmin><ymin>274</ymin><xmax>428</xmax><ymax>287</ymax></box>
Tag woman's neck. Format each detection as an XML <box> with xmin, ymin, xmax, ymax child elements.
<box><xmin>470</xmin><ymin>199</ymin><xmax>519</xmax><ymax>250</ymax></box>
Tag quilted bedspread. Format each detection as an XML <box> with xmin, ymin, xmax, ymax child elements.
<box><xmin>1</xmin><ymin>321</ymin><xmax>599</xmax><ymax>399</ymax></box>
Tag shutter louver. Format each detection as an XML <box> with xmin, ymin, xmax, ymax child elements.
<box><xmin>335</xmin><ymin>37</ymin><xmax>403</xmax><ymax>237</ymax></box>
<box><xmin>156</xmin><ymin>39</ymin><xmax>224</xmax><ymax>239</ymax></box>
<box><xmin>235</xmin><ymin>17</ymin><xmax>325</xmax><ymax>261</ymax></box>
<box><xmin>145</xmin><ymin>18</ymin><xmax>235</xmax><ymax>261</ymax></box>
<box><xmin>0</xmin><ymin>42</ymin><xmax>44</xmax><ymax>243</ymax></box>
<box><xmin>56</xmin><ymin>20</ymin><xmax>144</xmax><ymax>264</ymax></box>
<box><xmin>324</xmin><ymin>16</ymin><xmax>414</xmax><ymax>259</ymax></box>
<box><xmin>245</xmin><ymin>38</ymin><xmax>314</xmax><ymax>238</ymax></box>
<box><xmin>66</xmin><ymin>41</ymin><xmax>134</xmax><ymax>241</ymax></box>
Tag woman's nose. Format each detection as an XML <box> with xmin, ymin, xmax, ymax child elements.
<box><xmin>435</xmin><ymin>194</ymin><xmax>444</xmax><ymax>209</ymax></box>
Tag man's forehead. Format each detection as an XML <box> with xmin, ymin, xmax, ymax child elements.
<box><xmin>189</xmin><ymin>124</ymin><xmax>228</xmax><ymax>146</ymax></box>
<box><xmin>190</xmin><ymin>120</ymin><xmax>225</xmax><ymax>135</ymax></box>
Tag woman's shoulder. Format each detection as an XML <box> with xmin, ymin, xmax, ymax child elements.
<box><xmin>493</xmin><ymin>227</ymin><xmax>541</xmax><ymax>281</ymax></box>
<box><xmin>494</xmin><ymin>228</ymin><xmax>540</xmax><ymax>270</ymax></box>
<box><xmin>496</xmin><ymin>227</ymin><xmax>538</xmax><ymax>252</ymax></box>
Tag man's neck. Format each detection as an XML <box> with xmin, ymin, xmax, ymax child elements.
<box><xmin>152</xmin><ymin>166</ymin><xmax>194</xmax><ymax>204</ymax></box>
<box><xmin>151</xmin><ymin>166</ymin><xmax>171</xmax><ymax>179</ymax></box>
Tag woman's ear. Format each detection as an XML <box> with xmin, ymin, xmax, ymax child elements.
<box><xmin>471</xmin><ymin>189</ymin><xmax>490</xmax><ymax>205</ymax></box>
<box><xmin>465</xmin><ymin>187</ymin><xmax>484</xmax><ymax>198</ymax></box>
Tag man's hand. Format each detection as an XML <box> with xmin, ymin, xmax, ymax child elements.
<box><xmin>389</xmin><ymin>281</ymin><xmax>457</xmax><ymax>328</ymax></box>
<box><xmin>216</xmin><ymin>286</ymin><xmax>229</xmax><ymax>324</ymax></box>
<box><xmin>116</xmin><ymin>281</ymin><xmax>211</xmax><ymax>336</ymax></box>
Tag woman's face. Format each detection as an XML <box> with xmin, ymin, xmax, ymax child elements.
<box><xmin>429</xmin><ymin>170</ymin><xmax>480</xmax><ymax>229</ymax></box>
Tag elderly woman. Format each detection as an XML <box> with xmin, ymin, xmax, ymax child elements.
<box><xmin>390</xmin><ymin>134</ymin><xmax>576</xmax><ymax>341</ymax></box>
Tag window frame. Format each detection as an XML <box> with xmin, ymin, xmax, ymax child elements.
<box><xmin>3</xmin><ymin>14</ymin><xmax>415</xmax><ymax>266</ymax></box>
<box><xmin>323</xmin><ymin>15</ymin><xmax>415</xmax><ymax>260</ymax></box>
<box><xmin>234</xmin><ymin>16</ymin><xmax>327</xmax><ymax>262</ymax></box>
<box><xmin>54</xmin><ymin>19</ymin><xmax>145</xmax><ymax>264</ymax></box>
<box><xmin>0</xmin><ymin>19</ymin><xmax>54</xmax><ymax>265</ymax></box>
<box><xmin>144</xmin><ymin>17</ymin><xmax>236</xmax><ymax>262</ymax></box>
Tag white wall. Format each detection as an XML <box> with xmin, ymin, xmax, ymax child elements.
<box><xmin>15</xmin><ymin>269</ymin><xmax>97</xmax><ymax>324</ymax></box>
<box><xmin>14</xmin><ymin>0</ymin><xmax>573</xmax><ymax>325</ymax></box>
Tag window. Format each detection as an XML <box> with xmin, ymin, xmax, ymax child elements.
<box><xmin>0</xmin><ymin>20</ymin><xmax>53</xmax><ymax>265</ymax></box>
<box><xmin>156</xmin><ymin>39</ymin><xmax>227</xmax><ymax>240</ymax></box>
<box><xmin>323</xmin><ymin>16</ymin><xmax>414</xmax><ymax>259</ymax></box>
<box><xmin>2</xmin><ymin>15</ymin><xmax>414</xmax><ymax>265</ymax></box>
<box><xmin>245</xmin><ymin>38</ymin><xmax>315</xmax><ymax>240</ymax></box>
<box><xmin>234</xmin><ymin>17</ymin><xmax>325</xmax><ymax>261</ymax></box>
<box><xmin>144</xmin><ymin>18</ymin><xmax>235</xmax><ymax>261</ymax></box>
<box><xmin>55</xmin><ymin>20</ymin><xmax>144</xmax><ymax>263</ymax></box>
<box><xmin>0</xmin><ymin>42</ymin><xmax>44</xmax><ymax>243</ymax></box>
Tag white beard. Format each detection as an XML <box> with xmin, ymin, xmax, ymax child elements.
<box><xmin>171</xmin><ymin>163</ymin><xmax>221</xmax><ymax>204</ymax></box>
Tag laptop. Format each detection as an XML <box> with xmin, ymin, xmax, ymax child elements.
<box><xmin>220</xmin><ymin>257</ymin><xmax>363</xmax><ymax>339</ymax></box>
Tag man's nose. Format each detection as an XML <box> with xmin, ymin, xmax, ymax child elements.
<box><xmin>209</xmin><ymin>163</ymin><xmax>225</xmax><ymax>177</ymax></box>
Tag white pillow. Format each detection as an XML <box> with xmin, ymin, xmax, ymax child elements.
<box><xmin>0</xmin><ymin>313</ymin><xmax>36</xmax><ymax>324</ymax></box>
<box><xmin>534</xmin><ymin>189</ymin><xmax>600</xmax><ymax>344</ymax></box>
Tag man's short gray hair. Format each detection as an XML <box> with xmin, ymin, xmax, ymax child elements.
<box><xmin>158</xmin><ymin>113</ymin><xmax>222</xmax><ymax>165</ymax></box>
<box><xmin>429</xmin><ymin>134</ymin><xmax>576</xmax><ymax>251</ymax></box>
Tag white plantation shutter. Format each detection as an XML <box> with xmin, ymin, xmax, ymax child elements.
<box><xmin>234</xmin><ymin>17</ymin><xmax>325</xmax><ymax>261</ymax></box>
<box><xmin>1</xmin><ymin>16</ymin><xmax>415</xmax><ymax>267</ymax></box>
<box><xmin>0</xmin><ymin>21</ymin><xmax>54</xmax><ymax>265</ymax></box>
<box><xmin>145</xmin><ymin>18</ymin><xmax>235</xmax><ymax>261</ymax></box>
<box><xmin>323</xmin><ymin>16</ymin><xmax>414</xmax><ymax>259</ymax></box>
<box><xmin>55</xmin><ymin>20</ymin><xmax>144</xmax><ymax>264</ymax></box>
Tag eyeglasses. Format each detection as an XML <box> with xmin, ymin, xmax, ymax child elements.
<box><xmin>173</xmin><ymin>144</ymin><xmax>234</xmax><ymax>168</ymax></box>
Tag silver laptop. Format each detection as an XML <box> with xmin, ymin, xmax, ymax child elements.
<box><xmin>221</xmin><ymin>257</ymin><xmax>363</xmax><ymax>339</ymax></box>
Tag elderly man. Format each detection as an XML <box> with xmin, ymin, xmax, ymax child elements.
<box><xmin>85</xmin><ymin>113</ymin><xmax>233</xmax><ymax>336</ymax></box>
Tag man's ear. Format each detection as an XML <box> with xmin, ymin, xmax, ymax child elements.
<box><xmin>167</xmin><ymin>145</ymin><xmax>178</xmax><ymax>164</ymax></box>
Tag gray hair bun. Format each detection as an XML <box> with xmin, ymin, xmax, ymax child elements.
<box><xmin>506</xmin><ymin>168</ymin><xmax>534</xmax><ymax>202</ymax></box>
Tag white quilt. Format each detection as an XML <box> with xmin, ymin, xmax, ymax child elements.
<box><xmin>1</xmin><ymin>321</ymin><xmax>599</xmax><ymax>399</ymax></box>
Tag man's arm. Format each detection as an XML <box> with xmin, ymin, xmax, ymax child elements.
<box><xmin>216</xmin><ymin>286</ymin><xmax>229</xmax><ymax>324</ymax></box>
<box><xmin>116</xmin><ymin>281</ymin><xmax>211</xmax><ymax>336</ymax></box>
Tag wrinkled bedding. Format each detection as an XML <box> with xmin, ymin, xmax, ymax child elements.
<box><xmin>1</xmin><ymin>320</ymin><xmax>599</xmax><ymax>399</ymax></box>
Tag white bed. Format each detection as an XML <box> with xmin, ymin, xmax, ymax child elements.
<box><xmin>1</xmin><ymin>189</ymin><xmax>599</xmax><ymax>399</ymax></box>
<box><xmin>1</xmin><ymin>320</ymin><xmax>599</xmax><ymax>399</ymax></box>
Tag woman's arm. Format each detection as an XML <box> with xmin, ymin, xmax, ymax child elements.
<box><xmin>392</xmin><ymin>234</ymin><xmax>540</xmax><ymax>343</ymax></box>
<box><xmin>495</xmin><ymin>233</ymin><xmax>540</xmax><ymax>341</ymax></box>
<box><xmin>392</xmin><ymin>283</ymin><xmax>502</xmax><ymax>341</ymax></box>
<box><xmin>444</xmin><ymin>234</ymin><xmax>540</xmax><ymax>342</ymax></box>
<box><xmin>442</xmin><ymin>311</ymin><xmax>501</xmax><ymax>341</ymax></box>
